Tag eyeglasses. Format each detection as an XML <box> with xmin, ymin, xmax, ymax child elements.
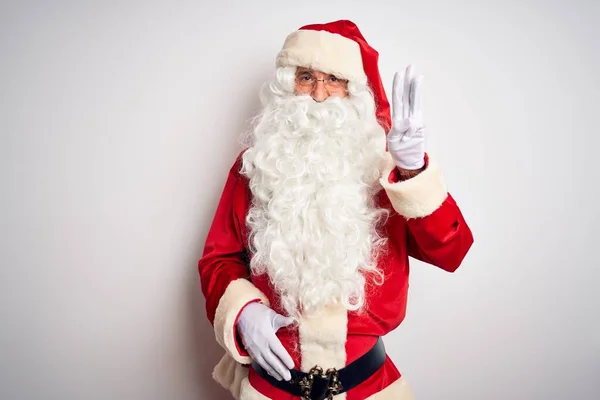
<box><xmin>295</xmin><ymin>70</ymin><xmax>348</xmax><ymax>92</ymax></box>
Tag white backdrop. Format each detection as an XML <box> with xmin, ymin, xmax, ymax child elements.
<box><xmin>1</xmin><ymin>0</ymin><xmax>598</xmax><ymax>399</ymax></box>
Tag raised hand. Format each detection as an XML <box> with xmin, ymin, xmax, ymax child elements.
<box><xmin>388</xmin><ymin>65</ymin><xmax>426</xmax><ymax>170</ymax></box>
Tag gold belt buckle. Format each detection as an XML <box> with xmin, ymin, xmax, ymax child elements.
<box><xmin>298</xmin><ymin>365</ymin><xmax>343</xmax><ymax>400</ymax></box>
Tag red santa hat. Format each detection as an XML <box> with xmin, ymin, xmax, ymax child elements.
<box><xmin>276</xmin><ymin>19</ymin><xmax>392</xmax><ymax>131</ymax></box>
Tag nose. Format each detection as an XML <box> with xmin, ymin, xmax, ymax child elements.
<box><xmin>311</xmin><ymin>80</ymin><xmax>329</xmax><ymax>102</ymax></box>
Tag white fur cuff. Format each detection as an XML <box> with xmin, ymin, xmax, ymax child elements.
<box><xmin>276</xmin><ymin>30</ymin><xmax>366</xmax><ymax>82</ymax></box>
<box><xmin>379</xmin><ymin>153</ymin><xmax>448</xmax><ymax>219</ymax></box>
<box><xmin>213</xmin><ymin>278</ymin><xmax>269</xmax><ymax>364</ymax></box>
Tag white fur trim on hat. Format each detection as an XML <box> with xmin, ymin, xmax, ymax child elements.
<box><xmin>276</xmin><ymin>29</ymin><xmax>366</xmax><ymax>82</ymax></box>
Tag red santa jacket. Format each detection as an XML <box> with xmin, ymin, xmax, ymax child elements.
<box><xmin>198</xmin><ymin>151</ymin><xmax>473</xmax><ymax>399</ymax></box>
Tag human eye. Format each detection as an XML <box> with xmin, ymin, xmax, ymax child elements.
<box><xmin>327</xmin><ymin>75</ymin><xmax>347</xmax><ymax>89</ymax></box>
<box><xmin>299</xmin><ymin>73</ymin><xmax>314</xmax><ymax>81</ymax></box>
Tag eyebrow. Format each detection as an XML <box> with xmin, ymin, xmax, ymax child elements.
<box><xmin>296</xmin><ymin>69</ymin><xmax>343</xmax><ymax>79</ymax></box>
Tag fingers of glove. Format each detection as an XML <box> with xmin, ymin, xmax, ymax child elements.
<box><xmin>272</xmin><ymin>314</ymin><xmax>295</xmax><ymax>331</ymax></box>
<box><xmin>390</xmin><ymin>118</ymin><xmax>412</xmax><ymax>137</ymax></box>
<box><xmin>388</xmin><ymin>129</ymin><xmax>417</xmax><ymax>152</ymax></box>
<box><xmin>268</xmin><ymin>336</ymin><xmax>295</xmax><ymax>370</ymax></box>
<box><xmin>403</xmin><ymin>65</ymin><xmax>415</xmax><ymax>119</ymax></box>
<box><xmin>388</xmin><ymin>128</ymin><xmax>424</xmax><ymax>153</ymax></box>
<box><xmin>263</xmin><ymin>350</ymin><xmax>292</xmax><ymax>381</ymax></box>
<box><xmin>392</xmin><ymin>71</ymin><xmax>405</xmax><ymax>120</ymax></box>
<box><xmin>410</xmin><ymin>75</ymin><xmax>423</xmax><ymax>119</ymax></box>
<box><xmin>255</xmin><ymin>354</ymin><xmax>285</xmax><ymax>381</ymax></box>
<box><xmin>389</xmin><ymin>118</ymin><xmax>419</xmax><ymax>144</ymax></box>
<box><xmin>388</xmin><ymin>129</ymin><xmax>409</xmax><ymax>148</ymax></box>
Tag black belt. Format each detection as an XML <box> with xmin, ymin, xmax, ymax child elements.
<box><xmin>251</xmin><ymin>337</ymin><xmax>386</xmax><ymax>400</ymax></box>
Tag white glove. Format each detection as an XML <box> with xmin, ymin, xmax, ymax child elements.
<box><xmin>388</xmin><ymin>65</ymin><xmax>426</xmax><ymax>170</ymax></box>
<box><xmin>236</xmin><ymin>302</ymin><xmax>295</xmax><ymax>381</ymax></box>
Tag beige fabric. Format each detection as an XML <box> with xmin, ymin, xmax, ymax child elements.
<box><xmin>379</xmin><ymin>152</ymin><xmax>448</xmax><ymax>219</ymax></box>
<box><xmin>298</xmin><ymin>303</ymin><xmax>348</xmax><ymax>399</ymax></box>
<box><xmin>212</xmin><ymin>353</ymin><xmax>249</xmax><ymax>399</ymax></box>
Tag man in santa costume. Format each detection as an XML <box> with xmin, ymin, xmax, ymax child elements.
<box><xmin>198</xmin><ymin>20</ymin><xmax>474</xmax><ymax>400</ymax></box>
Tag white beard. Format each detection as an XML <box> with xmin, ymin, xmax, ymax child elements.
<box><xmin>240</xmin><ymin>73</ymin><xmax>389</xmax><ymax>319</ymax></box>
